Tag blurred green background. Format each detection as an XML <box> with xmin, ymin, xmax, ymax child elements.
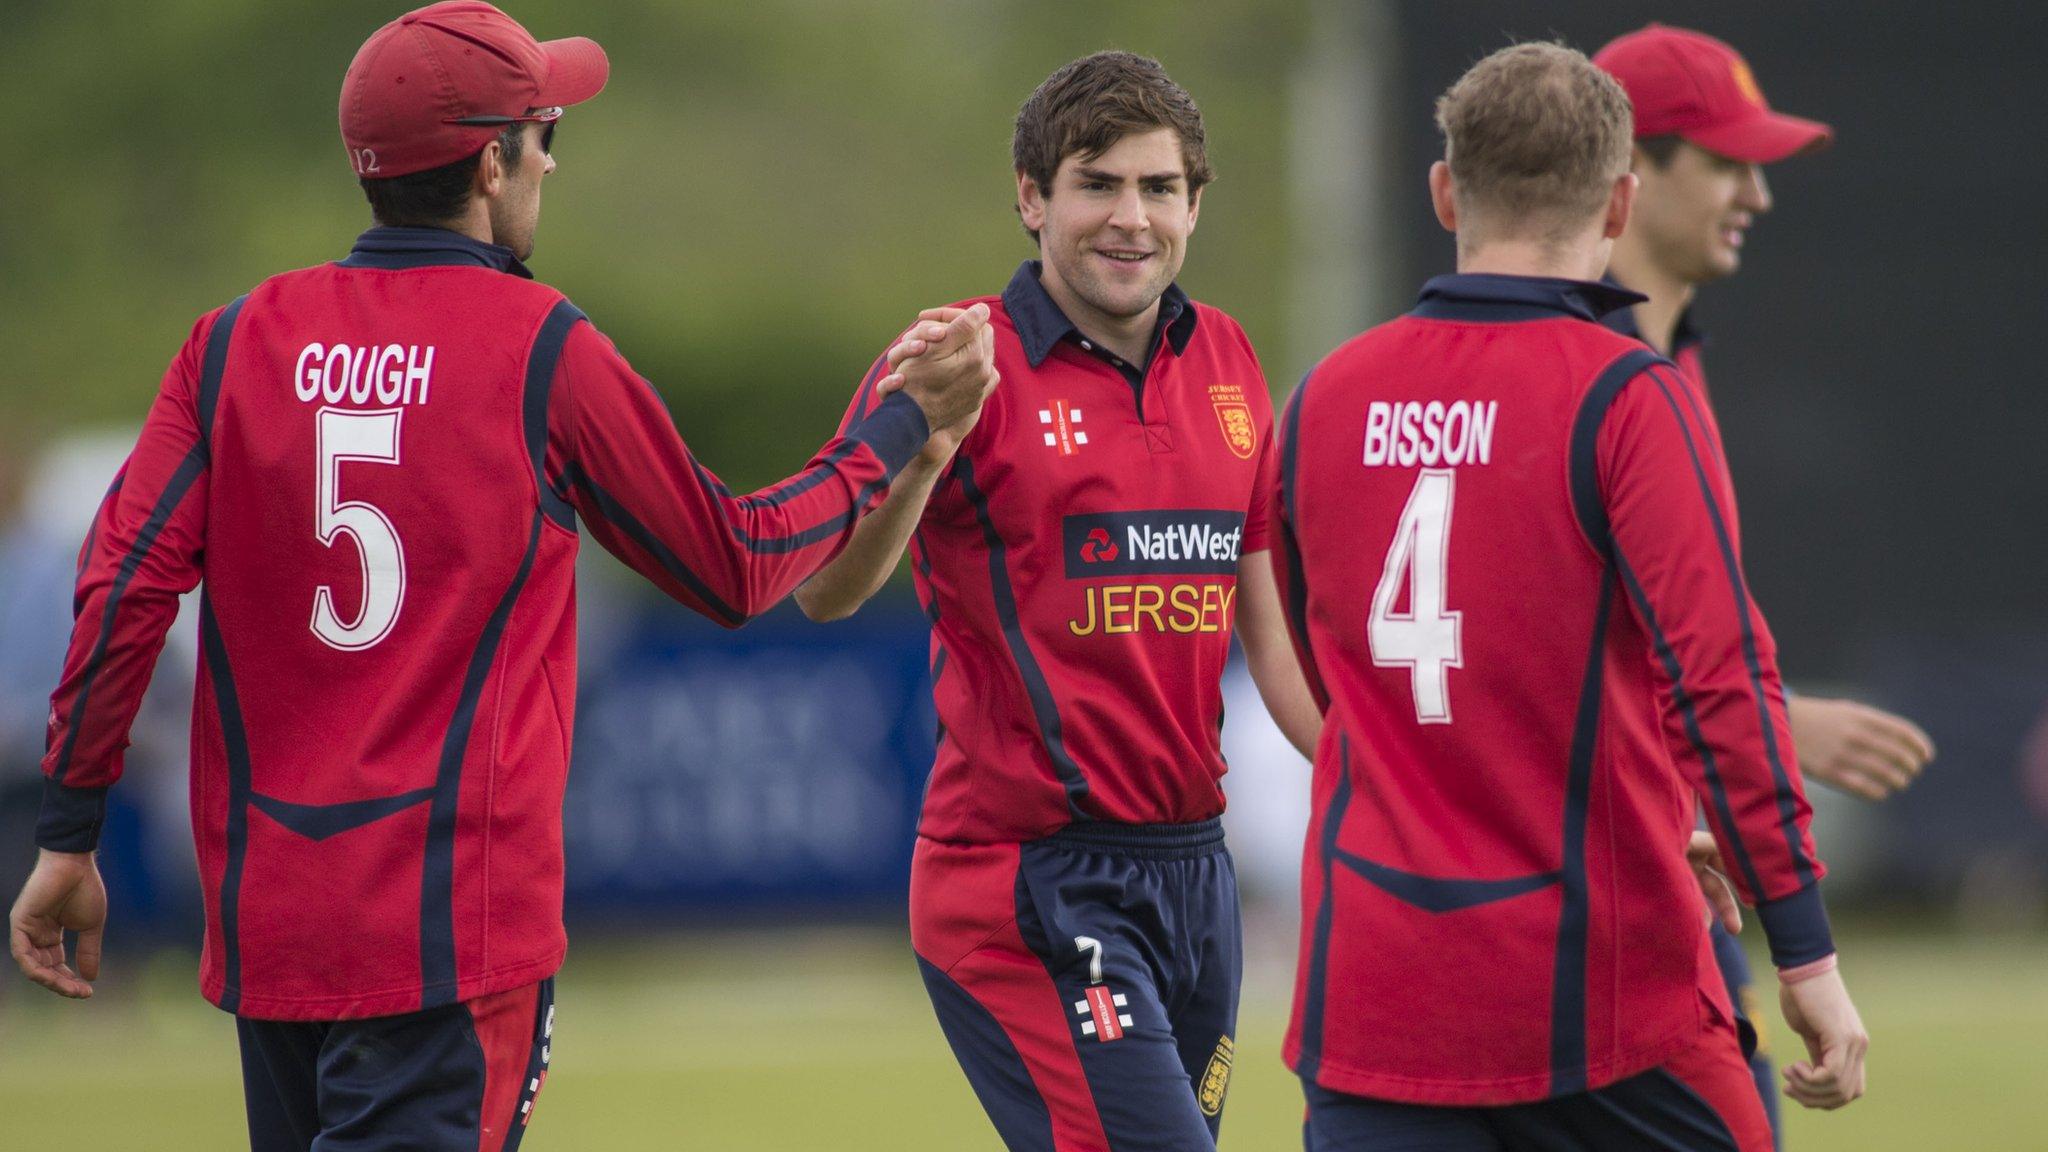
<box><xmin>4</xmin><ymin>1</ymin><xmax>2046</xmax><ymax>1149</ymax></box>
<box><xmin>0</xmin><ymin>0</ymin><xmax>1301</xmax><ymax>479</ymax></box>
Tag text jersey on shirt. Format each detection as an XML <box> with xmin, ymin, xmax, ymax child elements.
<box><xmin>37</xmin><ymin>227</ymin><xmax>927</xmax><ymax>1019</ymax></box>
<box><xmin>1274</xmin><ymin>275</ymin><xmax>1831</xmax><ymax>1105</ymax></box>
<box><xmin>836</xmin><ymin>262</ymin><xmax>1277</xmax><ymax>843</ymax></box>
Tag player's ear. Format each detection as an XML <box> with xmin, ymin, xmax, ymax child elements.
<box><xmin>1428</xmin><ymin>161</ymin><xmax>1458</xmax><ymax>234</ymax></box>
<box><xmin>476</xmin><ymin>140</ymin><xmax>506</xmax><ymax>200</ymax></box>
<box><xmin>1185</xmin><ymin>181</ymin><xmax>1202</xmax><ymax>234</ymax></box>
<box><xmin>1603</xmin><ymin>171</ymin><xmax>1639</xmax><ymax>241</ymax></box>
<box><xmin>1017</xmin><ymin>168</ymin><xmax>1049</xmax><ymax>235</ymax></box>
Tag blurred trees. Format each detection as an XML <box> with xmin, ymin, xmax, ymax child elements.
<box><xmin>0</xmin><ymin>0</ymin><xmax>1304</xmax><ymax>490</ymax></box>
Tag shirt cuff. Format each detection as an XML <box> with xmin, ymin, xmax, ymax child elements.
<box><xmin>35</xmin><ymin>778</ymin><xmax>110</xmax><ymax>853</ymax></box>
<box><xmin>845</xmin><ymin>391</ymin><xmax>930</xmax><ymax>482</ymax></box>
<box><xmin>1756</xmin><ymin>880</ymin><xmax>1835</xmax><ymax>968</ymax></box>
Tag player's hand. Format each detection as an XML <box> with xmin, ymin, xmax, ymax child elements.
<box><xmin>1778</xmin><ymin>966</ymin><xmax>1868</xmax><ymax>1110</ymax></box>
<box><xmin>1790</xmin><ymin>696</ymin><xmax>1934</xmax><ymax>801</ymax></box>
<box><xmin>1686</xmin><ymin>831</ymin><xmax>1741</xmax><ymax>934</ymax></box>
<box><xmin>884</xmin><ymin>303</ymin><xmax>999</xmax><ymax>438</ymax></box>
<box><xmin>9</xmin><ymin>848</ymin><xmax>107</xmax><ymax>1000</ymax></box>
<box><xmin>875</xmin><ymin>309</ymin><xmax>993</xmax><ymax>466</ymax></box>
<box><xmin>880</xmin><ymin>308</ymin><xmax>970</xmax><ymax>378</ymax></box>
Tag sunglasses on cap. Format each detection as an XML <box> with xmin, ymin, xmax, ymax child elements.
<box><xmin>445</xmin><ymin>106</ymin><xmax>563</xmax><ymax>154</ymax></box>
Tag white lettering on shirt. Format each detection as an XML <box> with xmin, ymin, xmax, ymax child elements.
<box><xmin>294</xmin><ymin>343</ymin><xmax>437</xmax><ymax>407</ymax></box>
<box><xmin>1362</xmin><ymin>400</ymin><xmax>1497</xmax><ymax>467</ymax></box>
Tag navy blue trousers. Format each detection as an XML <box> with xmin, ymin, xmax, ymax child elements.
<box><xmin>912</xmin><ymin>819</ymin><xmax>1243</xmax><ymax>1150</ymax></box>
<box><xmin>237</xmin><ymin>978</ymin><xmax>553</xmax><ymax>1152</ymax></box>
<box><xmin>1302</xmin><ymin>1009</ymin><xmax>1771</xmax><ymax>1152</ymax></box>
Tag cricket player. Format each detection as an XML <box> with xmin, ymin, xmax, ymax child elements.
<box><xmin>1594</xmin><ymin>26</ymin><xmax>1936</xmax><ymax>1145</ymax></box>
<box><xmin>1594</xmin><ymin>25</ymin><xmax>1934</xmax><ymax>808</ymax></box>
<box><xmin>6</xmin><ymin>3</ymin><xmax>997</xmax><ymax>1148</ymax></box>
<box><xmin>795</xmin><ymin>51</ymin><xmax>1321</xmax><ymax>1150</ymax></box>
<box><xmin>1276</xmin><ymin>43</ymin><xmax>1868</xmax><ymax>1151</ymax></box>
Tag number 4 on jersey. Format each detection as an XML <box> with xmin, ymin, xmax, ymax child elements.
<box><xmin>1369</xmin><ymin>468</ymin><xmax>1462</xmax><ymax>723</ymax></box>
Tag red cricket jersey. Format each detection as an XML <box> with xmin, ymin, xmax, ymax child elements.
<box><xmin>1600</xmin><ymin>285</ymin><xmax>1744</xmax><ymax>536</ymax></box>
<box><xmin>37</xmin><ymin>227</ymin><xmax>928</xmax><ymax>1019</ymax></box>
<box><xmin>1275</xmin><ymin>274</ymin><xmax>1831</xmax><ymax>1105</ymax></box>
<box><xmin>837</xmin><ymin>262</ymin><xmax>1276</xmax><ymax>843</ymax></box>
<box><xmin>1598</xmin><ymin>279</ymin><xmax>1708</xmax><ymax>391</ymax></box>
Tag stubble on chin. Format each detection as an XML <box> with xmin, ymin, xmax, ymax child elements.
<box><xmin>1067</xmin><ymin>261</ymin><xmax>1172</xmax><ymax>323</ymax></box>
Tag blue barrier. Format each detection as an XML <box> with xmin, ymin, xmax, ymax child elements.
<box><xmin>564</xmin><ymin>594</ymin><xmax>936</xmax><ymax>917</ymax></box>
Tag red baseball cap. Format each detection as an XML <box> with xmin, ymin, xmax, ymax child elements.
<box><xmin>1593</xmin><ymin>24</ymin><xmax>1831</xmax><ymax>164</ymax></box>
<box><xmin>340</xmin><ymin>1</ymin><xmax>609</xmax><ymax>178</ymax></box>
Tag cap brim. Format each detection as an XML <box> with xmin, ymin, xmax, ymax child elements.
<box><xmin>1684</xmin><ymin>110</ymin><xmax>1833</xmax><ymax>164</ymax></box>
<box><xmin>535</xmin><ymin>36</ymin><xmax>609</xmax><ymax>108</ymax></box>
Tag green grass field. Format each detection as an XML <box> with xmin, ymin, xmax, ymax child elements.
<box><xmin>2</xmin><ymin>926</ymin><xmax>2041</xmax><ymax>1149</ymax></box>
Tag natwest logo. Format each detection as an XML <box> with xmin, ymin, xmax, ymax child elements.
<box><xmin>1127</xmin><ymin>522</ymin><xmax>1242</xmax><ymax>565</ymax></box>
<box><xmin>1063</xmin><ymin>510</ymin><xmax>1245</xmax><ymax>578</ymax></box>
<box><xmin>1079</xmin><ymin>528</ymin><xmax>1120</xmax><ymax>564</ymax></box>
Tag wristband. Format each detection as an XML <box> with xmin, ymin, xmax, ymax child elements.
<box><xmin>1777</xmin><ymin>953</ymin><xmax>1838</xmax><ymax>986</ymax></box>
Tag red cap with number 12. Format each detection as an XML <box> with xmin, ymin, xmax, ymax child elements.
<box><xmin>339</xmin><ymin>1</ymin><xmax>608</xmax><ymax>178</ymax></box>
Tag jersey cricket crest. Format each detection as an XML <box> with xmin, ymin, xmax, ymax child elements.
<box><xmin>1207</xmin><ymin>383</ymin><xmax>1256</xmax><ymax>460</ymax></box>
<box><xmin>1075</xmin><ymin>984</ymin><xmax>1132</xmax><ymax>1042</ymax></box>
<box><xmin>1198</xmin><ymin>1034</ymin><xmax>1235</xmax><ymax>1116</ymax></box>
<box><xmin>1040</xmin><ymin>400</ymin><xmax>1088</xmax><ymax>455</ymax></box>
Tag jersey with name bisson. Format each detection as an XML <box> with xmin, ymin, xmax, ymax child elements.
<box><xmin>838</xmin><ymin>262</ymin><xmax>1276</xmax><ymax>843</ymax></box>
<box><xmin>1274</xmin><ymin>274</ymin><xmax>1829</xmax><ymax>1106</ymax></box>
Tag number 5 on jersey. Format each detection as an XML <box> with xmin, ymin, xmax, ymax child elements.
<box><xmin>312</xmin><ymin>406</ymin><xmax>408</xmax><ymax>651</ymax></box>
<box><xmin>1369</xmin><ymin>468</ymin><xmax>1461</xmax><ymax>723</ymax></box>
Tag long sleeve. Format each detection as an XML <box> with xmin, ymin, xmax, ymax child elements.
<box><xmin>1598</xmin><ymin>360</ymin><xmax>1831</xmax><ymax>966</ymax></box>
<box><xmin>37</xmin><ymin>310</ymin><xmax>224</xmax><ymax>851</ymax></box>
<box><xmin>1271</xmin><ymin>379</ymin><xmax>1330</xmax><ymax>715</ymax></box>
<box><xmin>545</xmin><ymin>318</ymin><xmax>928</xmax><ymax>626</ymax></box>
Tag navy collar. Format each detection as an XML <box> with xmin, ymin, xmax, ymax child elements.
<box><xmin>1598</xmin><ymin>274</ymin><xmax>1705</xmax><ymax>354</ymax></box>
<box><xmin>1001</xmin><ymin>260</ymin><xmax>1197</xmax><ymax>368</ymax></box>
<box><xmin>338</xmin><ymin>226</ymin><xmax>533</xmax><ymax>279</ymax></box>
<box><xmin>1410</xmin><ymin>273</ymin><xmax>1645</xmax><ymax>324</ymax></box>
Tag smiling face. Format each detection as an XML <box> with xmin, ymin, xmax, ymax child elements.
<box><xmin>1018</xmin><ymin>127</ymin><xmax>1201</xmax><ymax>334</ymax></box>
<box><xmin>1629</xmin><ymin>139</ymin><xmax>1773</xmax><ymax>283</ymax></box>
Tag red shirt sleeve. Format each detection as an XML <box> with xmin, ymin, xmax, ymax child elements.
<box><xmin>1225</xmin><ymin>316</ymin><xmax>1276</xmax><ymax>555</ymax></box>
<box><xmin>38</xmin><ymin>309</ymin><xmax>223</xmax><ymax>850</ymax></box>
<box><xmin>1243</xmin><ymin>413</ymin><xmax>1278</xmax><ymax>556</ymax></box>
<box><xmin>1271</xmin><ymin>380</ymin><xmax>1330</xmax><ymax>714</ymax></box>
<box><xmin>834</xmin><ymin>350</ymin><xmax>896</xmax><ymax>438</ymax></box>
<box><xmin>1597</xmin><ymin>360</ymin><xmax>1831</xmax><ymax>966</ymax></box>
<box><xmin>545</xmin><ymin>318</ymin><xmax>927</xmax><ymax>626</ymax></box>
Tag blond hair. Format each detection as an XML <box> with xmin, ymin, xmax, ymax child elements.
<box><xmin>1435</xmin><ymin>42</ymin><xmax>1633</xmax><ymax>242</ymax></box>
